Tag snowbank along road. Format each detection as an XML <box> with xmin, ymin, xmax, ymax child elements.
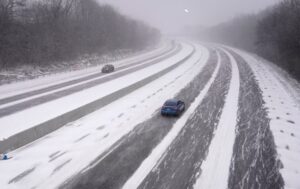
<box><xmin>0</xmin><ymin>41</ymin><xmax>299</xmax><ymax>189</ymax></box>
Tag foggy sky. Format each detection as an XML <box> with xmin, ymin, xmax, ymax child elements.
<box><xmin>97</xmin><ymin>0</ymin><xmax>281</xmax><ymax>33</ymax></box>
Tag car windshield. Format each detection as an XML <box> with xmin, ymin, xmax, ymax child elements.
<box><xmin>164</xmin><ymin>100</ymin><xmax>177</xmax><ymax>106</ymax></box>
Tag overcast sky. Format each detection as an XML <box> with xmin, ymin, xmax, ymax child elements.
<box><xmin>96</xmin><ymin>0</ymin><xmax>281</xmax><ymax>33</ymax></box>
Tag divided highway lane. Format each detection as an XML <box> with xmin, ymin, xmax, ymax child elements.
<box><xmin>0</xmin><ymin>44</ymin><xmax>179</xmax><ymax>117</ymax></box>
<box><xmin>63</xmin><ymin>48</ymin><xmax>218</xmax><ymax>189</ymax></box>
<box><xmin>0</xmin><ymin>44</ymin><xmax>194</xmax><ymax>155</ymax></box>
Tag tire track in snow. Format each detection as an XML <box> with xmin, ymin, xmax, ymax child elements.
<box><xmin>74</xmin><ymin>134</ymin><xmax>90</xmax><ymax>143</ymax></box>
<box><xmin>226</xmin><ymin>49</ymin><xmax>284</xmax><ymax>189</ymax></box>
<box><xmin>51</xmin><ymin>159</ymin><xmax>72</xmax><ymax>175</ymax></box>
<box><xmin>136</xmin><ymin>49</ymin><xmax>231</xmax><ymax>189</ymax></box>
<box><xmin>49</xmin><ymin>151</ymin><xmax>68</xmax><ymax>162</ymax></box>
<box><xmin>8</xmin><ymin>166</ymin><xmax>36</xmax><ymax>184</ymax></box>
<box><xmin>61</xmin><ymin>47</ymin><xmax>217</xmax><ymax>189</ymax></box>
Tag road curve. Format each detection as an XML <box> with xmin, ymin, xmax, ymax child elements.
<box><xmin>0</xmin><ymin>42</ymin><xmax>287</xmax><ymax>189</ymax></box>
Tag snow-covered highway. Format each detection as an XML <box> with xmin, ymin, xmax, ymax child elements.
<box><xmin>0</xmin><ymin>41</ymin><xmax>299</xmax><ymax>189</ymax></box>
<box><xmin>0</xmin><ymin>42</ymin><xmax>185</xmax><ymax>152</ymax></box>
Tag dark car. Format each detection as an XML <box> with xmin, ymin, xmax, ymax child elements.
<box><xmin>161</xmin><ymin>99</ymin><xmax>185</xmax><ymax>117</ymax></box>
<box><xmin>101</xmin><ymin>64</ymin><xmax>115</xmax><ymax>73</ymax></box>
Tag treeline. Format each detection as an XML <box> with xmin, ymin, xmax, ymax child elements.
<box><xmin>198</xmin><ymin>0</ymin><xmax>300</xmax><ymax>80</ymax></box>
<box><xmin>257</xmin><ymin>0</ymin><xmax>300</xmax><ymax>78</ymax></box>
<box><xmin>198</xmin><ymin>14</ymin><xmax>258</xmax><ymax>52</ymax></box>
<box><xmin>0</xmin><ymin>0</ymin><xmax>160</xmax><ymax>69</ymax></box>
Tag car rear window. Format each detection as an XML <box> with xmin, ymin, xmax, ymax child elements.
<box><xmin>164</xmin><ymin>100</ymin><xmax>177</xmax><ymax>106</ymax></box>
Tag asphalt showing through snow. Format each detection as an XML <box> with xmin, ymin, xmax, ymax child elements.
<box><xmin>62</xmin><ymin>48</ymin><xmax>218</xmax><ymax>189</ymax></box>
<box><xmin>226</xmin><ymin>49</ymin><xmax>284</xmax><ymax>189</ymax></box>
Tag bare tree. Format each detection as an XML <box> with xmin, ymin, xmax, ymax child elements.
<box><xmin>257</xmin><ymin>0</ymin><xmax>300</xmax><ymax>78</ymax></box>
<box><xmin>0</xmin><ymin>0</ymin><xmax>160</xmax><ymax>69</ymax></box>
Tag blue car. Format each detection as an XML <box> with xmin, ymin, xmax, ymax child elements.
<box><xmin>161</xmin><ymin>99</ymin><xmax>185</xmax><ymax>117</ymax></box>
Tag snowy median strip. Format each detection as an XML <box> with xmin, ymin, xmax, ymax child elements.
<box><xmin>193</xmin><ymin>48</ymin><xmax>240</xmax><ymax>189</ymax></box>
<box><xmin>122</xmin><ymin>51</ymin><xmax>221</xmax><ymax>189</ymax></box>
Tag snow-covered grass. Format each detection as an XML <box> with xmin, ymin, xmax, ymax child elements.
<box><xmin>0</xmin><ymin>44</ymin><xmax>208</xmax><ymax>189</ymax></box>
<box><xmin>0</xmin><ymin>41</ymin><xmax>170</xmax><ymax>99</ymax></box>
<box><xmin>0</xmin><ymin>43</ymin><xmax>188</xmax><ymax>141</ymax></box>
<box><xmin>234</xmin><ymin>48</ymin><xmax>300</xmax><ymax>189</ymax></box>
<box><xmin>193</xmin><ymin>49</ymin><xmax>240</xmax><ymax>189</ymax></box>
<box><xmin>123</xmin><ymin>49</ymin><xmax>220</xmax><ymax>189</ymax></box>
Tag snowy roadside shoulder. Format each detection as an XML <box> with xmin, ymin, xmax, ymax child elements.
<box><xmin>233</xmin><ymin>48</ymin><xmax>300</xmax><ymax>189</ymax></box>
<box><xmin>253</xmin><ymin>55</ymin><xmax>300</xmax><ymax>108</ymax></box>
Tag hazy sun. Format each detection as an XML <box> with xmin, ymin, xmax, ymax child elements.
<box><xmin>184</xmin><ymin>9</ymin><xmax>190</xmax><ymax>13</ymax></box>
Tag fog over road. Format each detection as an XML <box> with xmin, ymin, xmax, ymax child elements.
<box><xmin>0</xmin><ymin>41</ymin><xmax>299</xmax><ymax>189</ymax></box>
